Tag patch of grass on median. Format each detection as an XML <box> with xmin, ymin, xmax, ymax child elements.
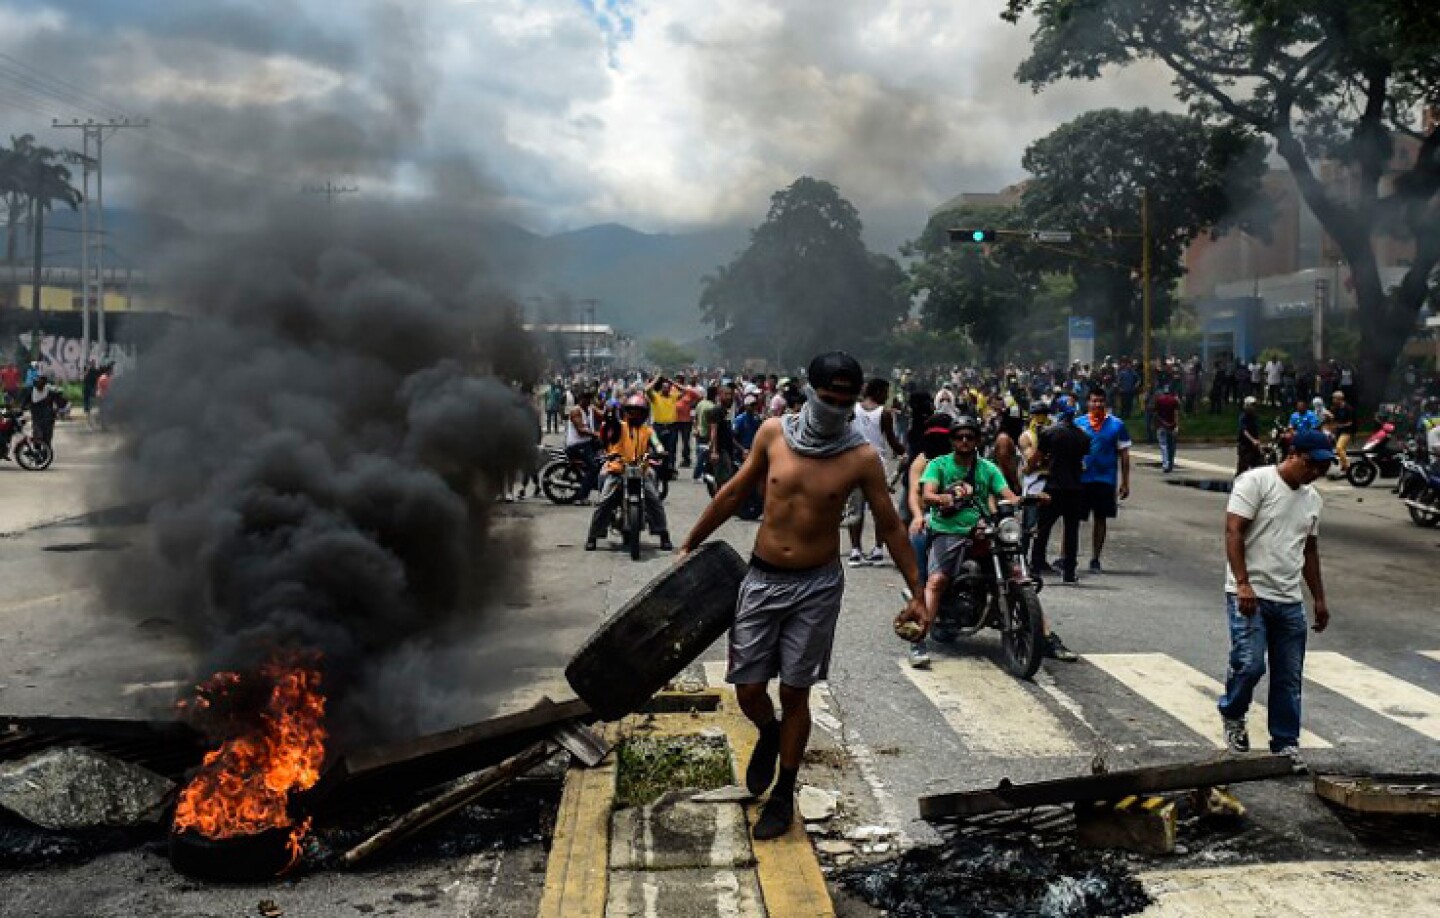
<box><xmin>613</xmin><ymin>735</ymin><xmax>734</xmax><ymax>809</ymax></box>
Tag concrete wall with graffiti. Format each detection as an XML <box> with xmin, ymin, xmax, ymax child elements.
<box><xmin>17</xmin><ymin>333</ymin><xmax>137</xmax><ymax>383</ymax></box>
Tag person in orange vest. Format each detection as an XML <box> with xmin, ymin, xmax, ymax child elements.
<box><xmin>585</xmin><ymin>395</ymin><xmax>672</xmax><ymax>551</ymax></box>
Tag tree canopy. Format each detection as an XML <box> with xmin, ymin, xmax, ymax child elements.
<box><xmin>699</xmin><ymin>177</ymin><xmax>908</xmax><ymax>369</ymax></box>
<box><xmin>1003</xmin><ymin>0</ymin><xmax>1440</xmax><ymax>405</ymax></box>
<box><xmin>905</xmin><ymin>203</ymin><xmax>1034</xmax><ymax>366</ymax></box>
<box><xmin>644</xmin><ymin>337</ymin><xmax>696</xmax><ymax>369</ymax></box>
<box><xmin>1020</xmin><ymin>108</ymin><xmax>1269</xmax><ymax>354</ymax></box>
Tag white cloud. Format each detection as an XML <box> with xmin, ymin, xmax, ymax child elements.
<box><xmin>0</xmin><ymin>0</ymin><xmax>1186</xmax><ymax>247</ymax></box>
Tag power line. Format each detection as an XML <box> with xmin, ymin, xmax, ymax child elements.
<box><xmin>0</xmin><ymin>52</ymin><xmax>130</xmax><ymax>119</ymax></box>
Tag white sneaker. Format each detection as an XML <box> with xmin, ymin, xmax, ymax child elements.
<box><xmin>867</xmin><ymin>547</ymin><xmax>885</xmax><ymax>566</ymax></box>
<box><xmin>847</xmin><ymin>548</ymin><xmax>865</xmax><ymax>567</ymax></box>
<box><xmin>908</xmin><ymin>640</ymin><xmax>931</xmax><ymax>668</ymax></box>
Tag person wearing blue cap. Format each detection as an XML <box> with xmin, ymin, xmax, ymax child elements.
<box><xmin>1217</xmin><ymin>428</ymin><xmax>1334</xmax><ymax>760</ymax></box>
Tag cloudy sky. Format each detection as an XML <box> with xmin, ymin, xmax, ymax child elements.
<box><xmin>0</xmin><ymin>0</ymin><xmax>1180</xmax><ymax>249</ymax></box>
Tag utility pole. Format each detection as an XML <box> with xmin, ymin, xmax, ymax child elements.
<box><xmin>53</xmin><ymin>117</ymin><xmax>149</xmax><ymax>365</ymax></box>
<box><xmin>1141</xmin><ymin>187</ymin><xmax>1153</xmax><ymax>396</ymax></box>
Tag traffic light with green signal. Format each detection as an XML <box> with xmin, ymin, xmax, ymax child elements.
<box><xmin>947</xmin><ymin>228</ymin><xmax>997</xmax><ymax>244</ymax></box>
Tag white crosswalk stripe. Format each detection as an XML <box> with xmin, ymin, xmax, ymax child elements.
<box><xmin>1085</xmin><ymin>653</ymin><xmax>1332</xmax><ymax>749</ymax></box>
<box><xmin>898</xmin><ymin>657</ymin><xmax>1082</xmax><ymax>757</ymax></box>
<box><xmin>1420</xmin><ymin>651</ymin><xmax>1440</xmax><ymax>665</ymax></box>
<box><xmin>1304</xmin><ymin>652</ymin><xmax>1440</xmax><ymax>742</ymax></box>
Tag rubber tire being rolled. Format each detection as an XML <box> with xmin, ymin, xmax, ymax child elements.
<box><xmin>566</xmin><ymin>541</ymin><xmax>747</xmax><ymax>720</ymax></box>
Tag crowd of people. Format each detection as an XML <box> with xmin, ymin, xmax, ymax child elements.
<box><xmin>528</xmin><ymin>349</ymin><xmax>1370</xmax><ymax>841</ymax></box>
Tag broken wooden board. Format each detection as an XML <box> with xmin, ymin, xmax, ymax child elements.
<box><xmin>919</xmin><ymin>755</ymin><xmax>1296</xmax><ymax>821</ymax></box>
<box><xmin>311</xmin><ymin>697</ymin><xmax>592</xmax><ymax>806</ymax></box>
<box><xmin>1314</xmin><ymin>774</ymin><xmax>1440</xmax><ymax>816</ymax></box>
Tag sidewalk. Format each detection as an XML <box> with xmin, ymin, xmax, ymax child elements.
<box><xmin>539</xmin><ymin>689</ymin><xmax>833</xmax><ymax>918</ymax></box>
<box><xmin>1139</xmin><ymin>860</ymin><xmax>1440</xmax><ymax>916</ymax></box>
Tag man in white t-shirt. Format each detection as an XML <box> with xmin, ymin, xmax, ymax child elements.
<box><xmin>1264</xmin><ymin>358</ymin><xmax>1283</xmax><ymax>406</ymax></box>
<box><xmin>1218</xmin><ymin>429</ymin><xmax>1332</xmax><ymax>759</ymax></box>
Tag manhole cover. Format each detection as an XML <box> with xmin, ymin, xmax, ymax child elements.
<box><xmin>1166</xmin><ymin>479</ymin><xmax>1233</xmax><ymax>493</ymax></box>
<box><xmin>42</xmin><ymin>541</ymin><xmax>132</xmax><ymax>553</ymax></box>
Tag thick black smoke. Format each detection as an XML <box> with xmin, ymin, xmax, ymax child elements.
<box><xmin>103</xmin><ymin>201</ymin><xmax>545</xmax><ymax>742</ymax></box>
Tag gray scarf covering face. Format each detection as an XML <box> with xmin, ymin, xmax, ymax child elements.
<box><xmin>781</xmin><ymin>385</ymin><xmax>869</xmax><ymax>458</ymax></box>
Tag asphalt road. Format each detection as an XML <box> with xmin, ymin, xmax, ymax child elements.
<box><xmin>2</xmin><ymin>422</ymin><xmax>1437</xmax><ymax>917</ymax></box>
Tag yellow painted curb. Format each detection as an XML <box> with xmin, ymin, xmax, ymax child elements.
<box><xmin>538</xmin><ymin>692</ymin><xmax>835</xmax><ymax>918</ymax></box>
<box><xmin>716</xmin><ymin>692</ymin><xmax>837</xmax><ymax>918</ymax></box>
<box><xmin>537</xmin><ymin>723</ymin><xmax>618</xmax><ymax>918</ymax></box>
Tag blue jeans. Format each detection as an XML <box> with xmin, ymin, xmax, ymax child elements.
<box><xmin>1216</xmin><ymin>594</ymin><xmax>1308</xmax><ymax>751</ymax></box>
<box><xmin>693</xmin><ymin>442</ymin><xmax>709</xmax><ymax>479</ymax></box>
<box><xmin>1158</xmin><ymin>428</ymin><xmax>1177</xmax><ymax>471</ymax></box>
<box><xmin>910</xmin><ymin>529</ymin><xmax>930</xmax><ymax>583</ymax></box>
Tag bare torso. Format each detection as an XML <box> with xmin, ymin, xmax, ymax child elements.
<box><xmin>753</xmin><ymin>431</ymin><xmax>878</xmax><ymax>568</ymax></box>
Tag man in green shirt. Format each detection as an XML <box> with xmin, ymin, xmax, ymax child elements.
<box><xmin>919</xmin><ymin>415</ymin><xmax>1020</xmax><ymax>627</ymax></box>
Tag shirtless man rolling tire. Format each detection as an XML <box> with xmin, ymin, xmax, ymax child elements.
<box><xmin>679</xmin><ymin>352</ymin><xmax>929</xmax><ymax>840</ymax></box>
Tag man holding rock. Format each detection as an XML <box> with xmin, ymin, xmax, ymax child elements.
<box><xmin>679</xmin><ymin>352</ymin><xmax>928</xmax><ymax>840</ymax></box>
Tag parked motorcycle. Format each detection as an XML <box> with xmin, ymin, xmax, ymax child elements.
<box><xmin>0</xmin><ymin>412</ymin><xmax>53</xmax><ymax>471</ymax></box>
<box><xmin>540</xmin><ymin>446</ymin><xmax>589</xmax><ymax>504</ymax></box>
<box><xmin>1395</xmin><ymin>454</ymin><xmax>1440</xmax><ymax>528</ymax></box>
<box><xmin>903</xmin><ymin>493</ymin><xmax>1047</xmax><ymax>679</ymax></box>
<box><xmin>1347</xmin><ymin>422</ymin><xmax>1409</xmax><ymax>488</ymax></box>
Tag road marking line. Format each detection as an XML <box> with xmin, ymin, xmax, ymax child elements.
<box><xmin>121</xmin><ymin>679</ymin><xmax>187</xmax><ymax>696</ymax></box>
<box><xmin>1305</xmin><ymin>652</ymin><xmax>1440</xmax><ymax>742</ymax></box>
<box><xmin>898</xmin><ymin>657</ymin><xmax>1081</xmax><ymax>757</ymax></box>
<box><xmin>1085</xmin><ymin>653</ymin><xmax>1331</xmax><ymax>749</ymax></box>
<box><xmin>1420</xmin><ymin>651</ymin><xmax>1440</xmax><ymax>665</ymax></box>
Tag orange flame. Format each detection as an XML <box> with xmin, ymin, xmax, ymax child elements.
<box><xmin>172</xmin><ymin>657</ymin><xmax>326</xmax><ymax>866</ymax></box>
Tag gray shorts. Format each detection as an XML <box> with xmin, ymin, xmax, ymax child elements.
<box><xmin>726</xmin><ymin>560</ymin><xmax>845</xmax><ymax>689</ymax></box>
<box><xmin>927</xmin><ymin>533</ymin><xmax>970</xmax><ymax>580</ymax></box>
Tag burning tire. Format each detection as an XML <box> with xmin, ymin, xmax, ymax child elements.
<box><xmin>169</xmin><ymin>825</ymin><xmax>299</xmax><ymax>882</ymax></box>
<box><xmin>565</xmin><ymin>541</ymin><xmax>746</xmax><ymax>720</ymax></box>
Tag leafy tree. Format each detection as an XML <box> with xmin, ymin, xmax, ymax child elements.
<box><xmin>0</xmin><ymin>136</ymin><xmax>82</xmax><ymax>345</ymax></box>
<box><xmin>909</xmin><ymin>246</ymin><xmax>1035</xmax><ymax>367</ymax></box>
<box><xmin>1019</xmin><ymin>108</ymin><xmax>1269</xmax><ymax>355</ymax></box>
<box><xmin>644</xmin><ymin>337</ymin><xmax>696</xmax><ymax>369</ymax></box>
<box><xmin>700</xmin><ymin>177</ymin><xmax>909</xmax><ymax>368</ymax></box>
<box><xmin>1002</xmin><ymin>0</ymin><xmax>1440</xmax><ymax>406</ymax></box>
<box><xmin>904</xmin><ymin>203</ymin><xmax>1037</xmax><ymax>367</ymax></box>
<box><xmin>869</xmin><ymin>326</ymin><xmax>977</xmax><ymax>372</ymax></box>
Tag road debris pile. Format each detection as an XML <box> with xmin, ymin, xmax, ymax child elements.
<box><xmin>839</xmin><ymin>834</ymin><xmax>1152</xmax><ymax>918</ymax></box>
<box><xmin>0</xmin><ymin>699</ymin><xmax>605</xmax><ymax>879</ymax></box>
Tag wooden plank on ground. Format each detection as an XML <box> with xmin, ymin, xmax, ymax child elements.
<box><xmin>919</xmin><ymin>755</ymin><xmax>1296</xmax><ymax>821</ymax></box>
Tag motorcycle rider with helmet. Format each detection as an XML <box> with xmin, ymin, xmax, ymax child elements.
<box><xmin>585</xmin><ymin>394</ymin><xmax>673</xmax><ymax>552</ymax></box>
<box><xmin>919</xmin><ymin>415</ymin><xmax>1020</xmax><ymax>625</ymax></box>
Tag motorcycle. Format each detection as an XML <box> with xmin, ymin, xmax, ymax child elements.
<box><xmin>607</xmin><ymin>456</ymin><xmax>664</xmax><ymax>561</ymax></box>
<box><xmin>904</xmin><ymin>492</ymin><xmax>1047</xmax><ymax>680</ymax></box>
<box><xmin>1347</xmin><ymin>422</ymin><xmax>1408</xmax><ymax>488</ymax></box>
<box><xmin>540</xmin><ymin>445</ymin><xmax>589</xmax><ymax>504</ymax></box>
<box><xmin>0</xmin><ymin>412</ymin><xmax>54</xmax><ymax>471</ymax></box>
<box><xmin>542</xmin><ymin>443</ymin><xmax>671</xmax><ymax>505</ymax></box>
<box><xmin>1395</xmin><ymin>454</ymin><xmax>1440</xmax><ymax>528</ymax></box>
<box><xmin>1260</xmin><ymin>418</ymin><xmax>1292</xmax><ymax>467</ymax></box>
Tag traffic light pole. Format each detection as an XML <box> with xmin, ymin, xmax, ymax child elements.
<box><xmin>1141</xmin><ymin>187</ymin><xmax>1152</xmax><ymax>396</ymax></box>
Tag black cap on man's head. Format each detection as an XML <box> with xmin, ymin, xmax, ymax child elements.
<box><xmin>807</xmin><ymin>351</ymin><xmax>863</xmax><ymax>394</ymax></box>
